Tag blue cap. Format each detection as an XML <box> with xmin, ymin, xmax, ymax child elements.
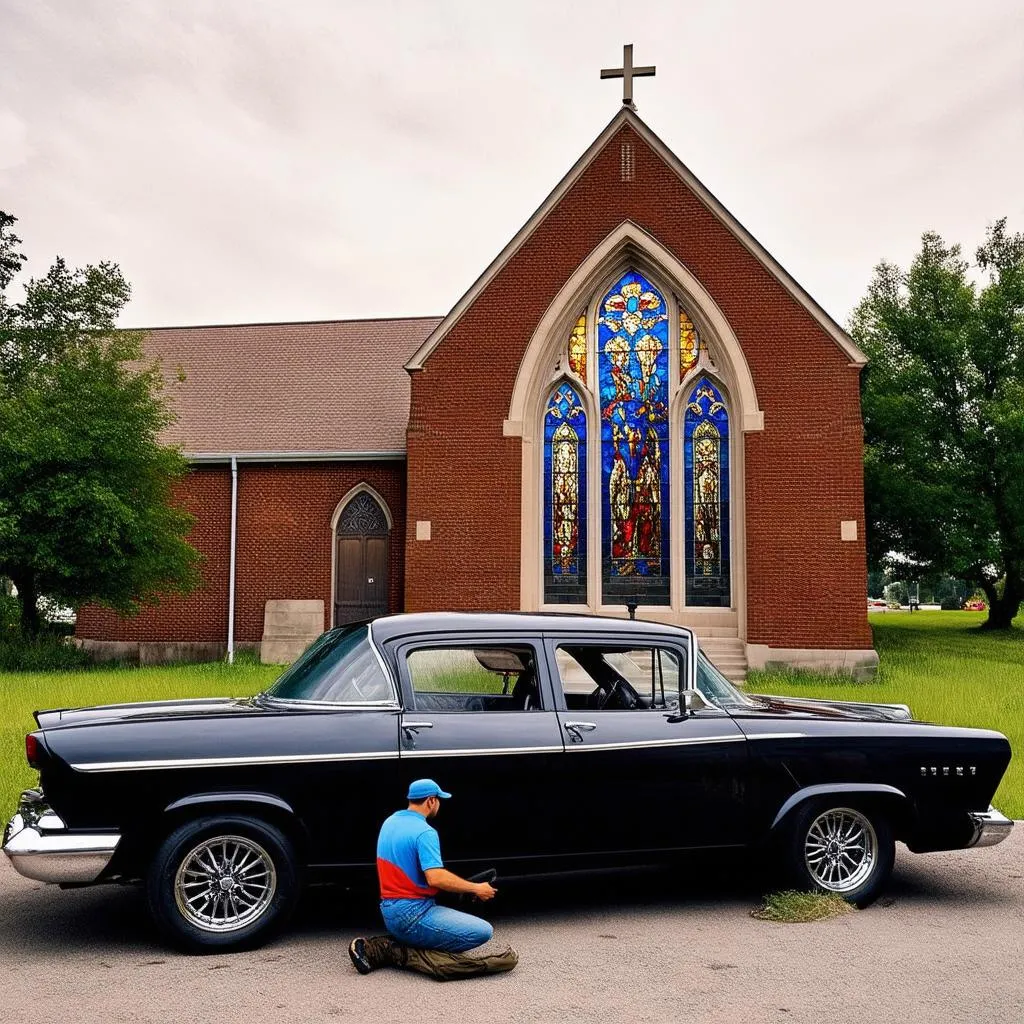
<box><xmin>408</xmin><ymin>778</ymin><xmax>452</xmax><ymax>801</ymax></box>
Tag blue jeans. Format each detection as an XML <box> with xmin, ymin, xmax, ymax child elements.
<box><xmin>380</xmin><ymin>898</ymin><xmax>493</xmax><ymax>954</ymax></box>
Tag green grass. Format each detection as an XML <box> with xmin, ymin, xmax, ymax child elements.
<box><xmin>1</xmin><ymin>659</ymin><xmax>278</xmax><ymax>813</ymax></box>
<box><xmin>751</xmin><ymin>890</ymin><xmax>855</xmax><ymax>923</ymax></box>
<box><xmin>747</xmin><ymin>610</ymin><xmax>1024</xmax><ymax>818</ymax></box>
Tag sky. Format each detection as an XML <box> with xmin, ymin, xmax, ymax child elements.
<box><xmin>1</xmin><ymin>0</ymin><xmax>1022</xmax><ymax>330</ymax></box>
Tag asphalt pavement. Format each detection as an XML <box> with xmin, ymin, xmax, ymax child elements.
<box><xmin>2</xmin><ymin>831</ymin><xmax>1022</xmax><ymax>1024</ymax></box>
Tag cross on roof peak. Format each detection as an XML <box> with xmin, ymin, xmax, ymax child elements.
<box><xmin>600</xmin><ymin>44</ymin><xmax>656</xmax><ymax>110</ymax></box>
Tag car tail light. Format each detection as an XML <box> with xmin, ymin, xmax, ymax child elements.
<box><xmin>25</xmin><ymin>734</ymin><xmax>42</xmax><ymax>769</ymax></box>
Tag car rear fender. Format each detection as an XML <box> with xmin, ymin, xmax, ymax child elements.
<box><xmin>770</xmin><ymin>783</ymin><xmax>912</xmax><ymax>835</ymax></box>
<box><xmin>156</xmin><ymin>792</ymin><xmax>311</xmax><ymax>860</ymax></box>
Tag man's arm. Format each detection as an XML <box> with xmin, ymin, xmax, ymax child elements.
<box><xmin>424</xmin><ymin>868</ymin><xmax>497</xmax><ymax>901</ymax></box>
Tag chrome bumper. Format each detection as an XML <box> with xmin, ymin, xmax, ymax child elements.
<box><xmin>3</xmin><ymin>790</ymin><xmax>120</xmax><ymax>884</ymax></box>
<box><xmin>967</xmin><ymin>806</ymin><xmax>1014</xmax><ymax>848</ymax></box>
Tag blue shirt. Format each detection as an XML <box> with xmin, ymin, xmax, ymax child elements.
<box><xmin>376</xmin><ymin>809</ymin><xmax>444</xmax><ymax>900</ymax></box>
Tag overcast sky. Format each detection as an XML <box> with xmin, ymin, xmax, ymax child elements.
<box><xmin>1</xmin><ymin>0</ymin><xmax>1022</xmax><ymax>329</ymax></box>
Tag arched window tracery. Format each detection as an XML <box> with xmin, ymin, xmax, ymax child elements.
<box><xmin>540</xmin><ymin>272</ymin><xmax>732</xmax><ymax>610</ymax></box>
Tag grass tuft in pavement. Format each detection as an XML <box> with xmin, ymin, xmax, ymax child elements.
<box><xmin>751</xmin><ymin>890</ymin><xmax>854</xmax><ymax>923</ymax></box>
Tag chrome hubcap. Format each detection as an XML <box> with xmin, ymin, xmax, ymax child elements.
<box><xmin>174</xmin><ymin>835</ymin><xmax>277</xmax><ymax>933</ymax></box>
<box><xmin>804</xmin><ymin>807</ymin><xmax>877</xmax><ymax>893</ymax></box>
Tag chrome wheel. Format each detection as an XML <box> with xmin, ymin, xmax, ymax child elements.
<box><xmin>173</xmin><ymin>835</ymin><xmax>277</xmax><ymax>933</ymax></box>
<box><xmin>803</xmin><ymin>807</ymin><xmax>878</xmax><ymax>893</ymax></box>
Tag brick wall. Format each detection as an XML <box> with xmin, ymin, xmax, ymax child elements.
<box><xmin>76</xmin><ymin>462</ymin><xmax>406</xmax><ymax>643</ymax></box>
<box><xmin>405</xmin><ymin>123</ymin><xmax>872</xmax><ymax>650</ymax></box>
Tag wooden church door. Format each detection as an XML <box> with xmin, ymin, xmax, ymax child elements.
<box><xmin>334</xmin><ymin>492</ymin><xmax>390</xmax><ymax>626</ymax></box>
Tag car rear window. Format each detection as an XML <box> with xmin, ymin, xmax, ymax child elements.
<box><xmin>263</xmin><ymin>625</ymin><xmax>395</xmax><ymax>704</ymax></box>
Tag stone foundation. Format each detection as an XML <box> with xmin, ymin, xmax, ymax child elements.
<box><xmin>260</xmin><ymin>599</ymin><xmax>324</xmax><ymax>665</ymax></box>
<box><xmin>745</xmin><ymin>644</ymin><xmax>879</xmax><ymax>681</ymax></box>
<box><xmin>76</xmin><ymin>639</ymin><xmax>261</xmax><ymax>665</ymax></box>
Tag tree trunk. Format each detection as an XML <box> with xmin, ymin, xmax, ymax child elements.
<box><xmin>981</xmin><ymin>570</ymin><xmax>1023</xmax><ymax>630</ymax></box>
<box><xmin>12</xmin><ymin>572</ymin><xmax>40</xmax><ymax>638</ymax></box>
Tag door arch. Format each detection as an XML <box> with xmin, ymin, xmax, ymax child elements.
<box><xmin>331</xmin><ymin>487</ymin><xmax>391</xmax><ymax>626</ymax></box>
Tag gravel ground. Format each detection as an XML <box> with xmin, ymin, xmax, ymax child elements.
<box><xmin>2</xmin><ymin>832</ymin><xmax>1022</xmax><ymax>1024</ymax></box>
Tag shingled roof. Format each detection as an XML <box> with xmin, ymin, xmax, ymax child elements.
<box><xmin>143</xmin><ymin>316</ymin><xmax>441</xmax><ymax>458</ymax></box>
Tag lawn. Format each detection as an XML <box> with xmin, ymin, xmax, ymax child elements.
<box><xmin>747</xmin><ymin>610</ymin><xmax>1024</xmax><ymax>818</ymax></box>
<box><xmin>0</xmin><ymin>611</ymin><xmax>1021</xmax><ymax>820</ymax></box>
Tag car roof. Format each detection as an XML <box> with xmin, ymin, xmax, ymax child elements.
<box><xmin>368</xmin><ymin>611</ymin><xmax>695</xmax><ymax>645</ymax></box>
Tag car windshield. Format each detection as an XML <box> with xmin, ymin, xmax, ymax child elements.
<box><xmin>262</xmin><ymin>624</ymin><xmax>395</xmax><ymax>704</ymax></box>
<box><xmin>695</xmin><ymin>652</ymin><xmax>756</xmax><ymax>709</ymax></box>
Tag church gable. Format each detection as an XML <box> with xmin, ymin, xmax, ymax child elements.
<box><xmin>407</xmin><ymin>109</ymin><xmax>864</xmax><ymax>382</ymax></box>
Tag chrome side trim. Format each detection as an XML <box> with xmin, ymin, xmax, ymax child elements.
<box><xmin>741</xmin><ymin>732</ymin><xmax>808</xmax><ymax>741</ymax></box>
<box><xmin>968</xmin><ymin>807</ymin><xmax>1014</xmax><ymax>848</ymax></box>
<box><xmin>401</xmin><ymin>745</ymin><xmax>565</xmax><ymax>758</ymax></box>
<box><xmin>71</xmin><ymin>750</ymin><xmax>401</xmax><ymax>772</ymax></box>
<box><xmin>567</xmin><ymin>735</ymin><xmax>747</xmax><ymax>753</ymax></box>
<box><xmin>3</xmin><ymin>816</ymin><xmax>120</xmax><ymax>884</ymax></box>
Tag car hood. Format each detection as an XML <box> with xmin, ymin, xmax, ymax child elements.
<box><xmin>746</xmin><ymin>694</ymin><xmax>913</xmax><ymax>722</ymax></box>
<box><xmin>33</xmin><ymin>696</ymin><xmax>270</xmax><ymax>730</ymax></box>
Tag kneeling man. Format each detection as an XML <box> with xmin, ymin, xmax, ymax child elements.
<box><xmin>349</xmin><ymin>779</ymin><xmax>518</xmax><ymax>980</ymax></box>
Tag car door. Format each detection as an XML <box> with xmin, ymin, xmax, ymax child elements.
<box><xmin>545</xmin><ymin>633</ymin><xmax>750</xmax><ymax>854</ymax></box>
<box><xmin>390</xmin><ymin>634</ymin><xmax>566</xmax><ymax>868</ymax></box>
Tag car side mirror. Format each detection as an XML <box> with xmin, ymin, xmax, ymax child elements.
<box><xmin>665</xmin><ymin>689</ymin><xmax>712</xmax><ymax>722</ymax></box>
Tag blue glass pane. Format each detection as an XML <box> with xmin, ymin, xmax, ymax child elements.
<box><xmin>684</xmin><ymin>378</ymin><xmax>730</xmax><ymax>607</ymax></box>
<box><xmin>543</xmin><ymin>382</ymin><xmax>587</xmax><ymax>604</ymax></box>
<box><xmin>598</xmin><ymin>271</ymin><xmax>670</xmax><ymax>604</ymax></box>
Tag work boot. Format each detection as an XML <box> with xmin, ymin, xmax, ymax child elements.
<box><xmin>348</xmin><ymin>935</ymin><xmax>400</xmax><ymax>974</ymax></box>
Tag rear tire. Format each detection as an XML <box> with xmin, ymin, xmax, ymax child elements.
<box><xmin>146</xmin><ymin>815</ymin><xmax>300</xmax><ymax>953</ymax></box>
<box><xmin>780</xmin><ymin>800</ymin><xmax>894</xmax><ymax>908</ymax></box>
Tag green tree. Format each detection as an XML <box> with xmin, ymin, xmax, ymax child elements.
<box><xmin>852</xmin><ymin>219</ymin><xmax>1024</xmax><ymax>630</ymax></box>
<box><xmin>0</xmin><ymin>212</ymin><xmax>201</xmax><ymax>636</ymax></box>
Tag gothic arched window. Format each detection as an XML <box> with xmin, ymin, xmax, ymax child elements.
<box><xmin>684</xmin><ymin>378</ymin><xmax>730</xmax><ymax>606</ymax></box>
<box><xmin>543</xmin><ymin>382</ymin><xmax>587</xmax><ymax>603</ymax></box>
<box><xmin>598</xmin><ymin>271</ymin><xmax>670</xmax><ymax>604</ymax></box>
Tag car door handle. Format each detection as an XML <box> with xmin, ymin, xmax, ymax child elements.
<box><xmin>563</xmin><ymin>720</ymin><xmax>597</xmax><ymax>742</ymax></box>
<box><xmin>402</xmin><ymin>721</ymin><xmax>434</xmax><ymax>733</ymax></box>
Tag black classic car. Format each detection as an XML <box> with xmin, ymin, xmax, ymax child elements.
<box><xmin>3</xmin><ymin>613</ymin><xmax>1014</xmax><ymax>952</ymax></box>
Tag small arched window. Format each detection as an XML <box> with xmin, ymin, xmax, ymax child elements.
<box><xmin>684</xmin><ymin>378</ymin><xmax>730</xmax><ymax>606</ymax></box>
<box><xmin>543</xmin><ymin>382</ymin><xmax>587</xmax><ymax>604</ymax></box>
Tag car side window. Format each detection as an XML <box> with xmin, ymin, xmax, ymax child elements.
<box><xmin>405</xmin><ymin>646</ymin><xmax>542</xmax><ymax>712</ymax></box>
<box><xmin>554</xmin><ymin>645</ymin><xmax>681</xmax><ymax>711</ymax></box>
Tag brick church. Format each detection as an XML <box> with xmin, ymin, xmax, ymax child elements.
<box><xmin>76</xmin><ymin>91</ymin><xmax>877</xmax><ymax>678</ymax></box>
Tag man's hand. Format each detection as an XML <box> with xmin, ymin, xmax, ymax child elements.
<box><xmin>424</xmin><ymin>867</ymin><xmax>498</xmax><ymax>899</ymax></box>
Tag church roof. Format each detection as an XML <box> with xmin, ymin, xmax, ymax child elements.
<box><xmin>144</xmin><ymin>316</ymin><xmax>441</xmax><ymax>460</ymax></box>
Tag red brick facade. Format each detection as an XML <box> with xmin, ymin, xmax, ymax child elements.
<box><xmin>405</xmin><ymin>122</ymin><xmax>871</xmax><ymax>651</ymax></box>
<box><xmin>76</xmin><ymin>463</ymin><xmax>405</xmax><ymax>643</ymax></box>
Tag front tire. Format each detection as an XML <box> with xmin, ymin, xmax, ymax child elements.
<box><xmin>781</xmin><ymin>800</ymin><xmax>894</xmax><ymax>907</ymax></box>
<box><xmin>146</xmin><ymin>815</ymin><xmax>300</xmax><ymax>953</ymax></box>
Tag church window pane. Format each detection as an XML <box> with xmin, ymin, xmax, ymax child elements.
<box><xmin>679</xmin><ymin>308</ymin><xmax>699</xmax><ymax>378</ymax></box>
<box><xmin>684</xmin><ymin>379</ymin><xmax>730</xmax><ymax>607</ymax></box>
<box><xmin>543</xmin><ymin>383</ymin><xmax>587</xmax><ymax>604</ymax></box>
<box><xmin>598</xmin><ymin>271</ymin><xmax>670</xmax><ymax>604</ymax></box>
<box><xmin>568</xmin><ymin>313</ymin><xmax>587</xmax><ymax>383</ymax></box>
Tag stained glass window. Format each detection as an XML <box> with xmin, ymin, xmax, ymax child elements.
<box><xmin>598</xmin><ymin>271</ymin><xmax>670</xmax><ymax>604</ymax></box>
<box><xmin>568</xmin><ymin>314</ymin><xmax>587</xmax><ymax>383</ymax></box>
<box><xmin>543</xmin><ymin>382</ymin><xmax>587</xmax><ymax>604</ymax></box>
<box><xmin>684</xmin><ymin>378</ymin><xmax>730</xmax><ymax>606</ymax></box>
<box><xmin>680</xmin><ymin>308</ymin><xmax>699</xmax><ymax>378</ymax></box>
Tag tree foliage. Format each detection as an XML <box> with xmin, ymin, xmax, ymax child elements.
<box><xmin>0</xmin><ymin>211</ymin><xmax>201</xmax><ymax>636</ymax></box>
<box><xmin>852</xmin><ymin>219</ymin><xmax>1024</xmax><ymax>629</ymax></box>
